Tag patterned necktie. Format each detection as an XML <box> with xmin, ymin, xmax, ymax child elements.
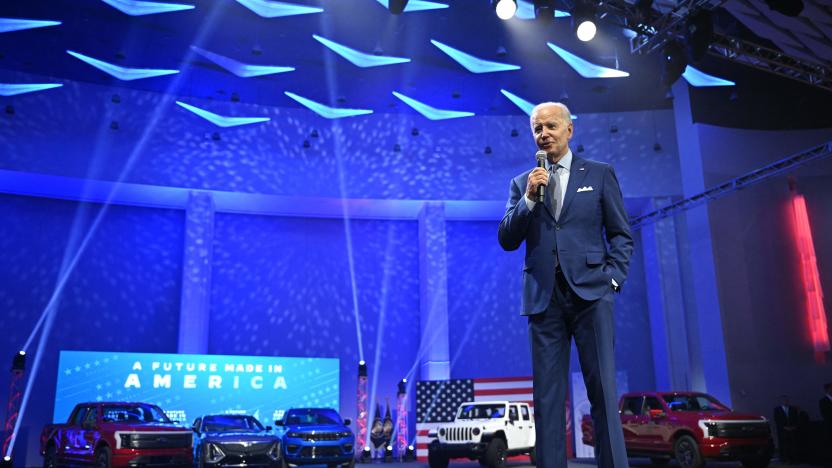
<box><xmin>551</xmin><ymin>165</ymin><xmax>563</xmax><ymax>220</ymax></box>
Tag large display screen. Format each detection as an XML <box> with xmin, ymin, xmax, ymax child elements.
<box><xmin>54</xmin><ymin>351</ymin><xmax>339</xmax><ymax>426</ymax></box>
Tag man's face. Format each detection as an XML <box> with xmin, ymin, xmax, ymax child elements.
<box><xmin>531</xmin><ymin>105</ymin><xmax>573</xmax><ymax>160</ymax></box>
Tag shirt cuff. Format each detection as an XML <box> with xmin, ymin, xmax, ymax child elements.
<box><xmin>524</xmin><ymin>195</ymin><xmax>536</xmax><ymax>211</ymax></box>
<box><xmin>611</xmin><ymin>278</ymin><xmax>619</xmax><ymax>287</ymax></box>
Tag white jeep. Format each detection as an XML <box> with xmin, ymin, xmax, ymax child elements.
<box><xmin>427</xmin><ymin>401</ymin><xmax>536</xmax><ymax>468</ymax></box>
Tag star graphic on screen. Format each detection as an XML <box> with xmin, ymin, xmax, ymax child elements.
<box><xmin>96</xmin><ymin>384</ymin><xmax>102</xmax><ymax>390</ymax></box>
<box><xmin>65</xmin><ymin>369</ymin><xmax>71</xmax><ymax>375</ymax></box>
<box><xmin>94</xmin><ymin>360</ymin><xmax>100</xmax><ymax>366</ymax></box>
<box><xmin>85</xmin><ymin>363</ymin><xmax>91</xmax><ymax>369</ymax></box>
<box><xmin>74</xmin><ymin>366</ymin><xmax>81</xmax><ymax>372</ymax></box>
<box><xmin>96</xmin><ymin>396</ymin><xmax>103</xmax><ymax>401</ymax></box>
<box><xmin>106</xmin><ymin>392</ymin><xmax>112</xmax><ymax>398</ymax></box>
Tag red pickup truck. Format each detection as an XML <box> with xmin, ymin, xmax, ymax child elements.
<box><xmin>581</xmin><ymin>391</ymin><xmax>773</xmax><ymax>468</ymax></box>
<box><xmin>40</xmin><ymin>402</ymin><xmax>193</xmax><ymax>467</ymax></box>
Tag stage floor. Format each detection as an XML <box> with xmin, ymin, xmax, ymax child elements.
<box><xmin>368</xmin><ymin>459</ymin><xmax>824</xmax><ymax>468</ymax></box>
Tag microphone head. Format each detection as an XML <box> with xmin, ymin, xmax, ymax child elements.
<box><xmin>535</xmin><ymin>150</ymin><xmax>547</xmax><ymax>162</ymax></box>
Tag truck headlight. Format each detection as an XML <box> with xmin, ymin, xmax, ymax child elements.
<box><xmin>267</xmin><ymin>441</ymin><xmax>280</xmax><ymax>461</ymax></box>
<box><xmin>287</xmin><ymin>432</ymin><xmax>302</xmax><ymax>438</ymax></box>
<box><xmin>120</xmin><ymin>434</ymin><xmax>134</xmax><ymax>448</ymax></box>
<box><xmin>704</xmin><ymin>422</ymin><xmax>718</xmax><ymax>438</ymax></box>
<box><xmin>472</xmin><ymin>428</ymin><xmax>481</xmax><ymax>436</ymax></box>
<box><xmin>439</xmin><ymin>428</ymin><xmax>445</xmax><ymax>437</ymax></box>
<box><xmin>205</xmin><ymin>443</ymin><xmax>226</xmax><ymax>463</ymax></box>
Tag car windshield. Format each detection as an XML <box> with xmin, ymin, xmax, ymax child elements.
<box><xmin>662</xmin><ymin>395</ymin><xmax>729</xmax><ymax>412</ymax></box>
<box><xmin>284</xmin><ymin>409</ymin><xmax>342</xmax><ymax>426</ymax></box>
<box><xmin>202</xmin><ymin>415</ymin><xmax>264</xmax><ymax>433</ymax></box>
<box><xmin>457</xmin><ymin>404</ymin><xmax>506</xmax><ymax>420</ymax></box>
<box><xmin>102</xmin><ymin>405</ymin><xmax>171</xmax><ymax>424</ymax></box>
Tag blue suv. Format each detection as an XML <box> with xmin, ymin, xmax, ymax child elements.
<box><xmin>276</xmin><ymin>408</ymin><xmax>355</xmax><ymax>468</ymax></box>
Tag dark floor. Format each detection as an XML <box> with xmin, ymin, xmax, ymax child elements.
<box><xmin>359</xmin><ymin>459</ymin><xmax>828</xmax><ymax>468</ymax></box>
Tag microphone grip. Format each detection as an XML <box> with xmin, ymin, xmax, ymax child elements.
<box><xmin>536</xmin><ymin>158</ymin><xmax>546</xmax><ymax>203</ymax></box>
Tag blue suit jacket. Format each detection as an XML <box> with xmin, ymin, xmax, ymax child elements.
<box><xmin>498</xmin><ymin>156</ymin><xmax>634</xmax><ymax>315</ymax></box>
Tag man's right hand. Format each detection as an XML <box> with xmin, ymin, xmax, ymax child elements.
<box><xmin>525</xmin><ymin>167</ymin><xmax>549</xmax><ymax>200</ymax></box>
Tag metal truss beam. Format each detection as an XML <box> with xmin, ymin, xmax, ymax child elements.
<box><xmin>707</xmin><ymin>33</ymin><xmax>832</xmax><ymax>92</ymax></box>
<box><xmin>630</xmin><ymin>141</ymin><xmax>832</xmax><ymax>230</ymax></box>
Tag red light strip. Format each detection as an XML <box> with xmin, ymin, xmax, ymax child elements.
<box><xmin>791</xmin><ymin>194</ymin><xmax>830</xmax><ymax>362</ymax></box>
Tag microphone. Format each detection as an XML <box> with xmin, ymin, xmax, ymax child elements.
<box><xmin>535</xmin><ymin>150</ymin><xmax>547</xmax><ymax>203</ymax></box>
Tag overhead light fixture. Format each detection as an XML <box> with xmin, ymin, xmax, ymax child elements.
<box><xmin>661</xmin><ymin>40</ymin><xmax>688</xmax><ymax>86</ymax></box>
<box><xmin>533</xmin><ymin>0</ymin><xmax>555</xmax><ymax>21</ymax></box>
<box><xmin>572</xmin><ymin>1</ymin><xmax>597</xmax><ymax>42</ymax></box>
<box><xmin>684</xmin><ymin>9</ymin><xmax>713</xmax><ymax>63</ymax></box>
<box><xmin>494</xmin><ymin>0</ymin><xmax>517</xmax><ymax>20</ymax></box>
<box><xmin>764</xmin><ymin>0</ymin><xmax>803</xmax><ymax>16</ymax></box>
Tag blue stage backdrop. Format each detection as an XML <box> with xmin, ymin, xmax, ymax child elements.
<box><xmin>53</xmin><ymin>350</ymin><xmax>339</xmax><ymax>426</ymax></box>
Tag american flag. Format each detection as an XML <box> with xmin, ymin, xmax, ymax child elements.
<box><xmin>414</xmin><ymin>377</ymin><xmax>533</xmax><ymax>461</ymax></box>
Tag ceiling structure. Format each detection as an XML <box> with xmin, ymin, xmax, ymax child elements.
<box><xmin>0</xmin><ymin>0</ymin><xmax>830</xmax><ymax>125</ymax></box>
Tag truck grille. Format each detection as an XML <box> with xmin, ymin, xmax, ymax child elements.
<box><xmin>711</xmin><ymin>422</ymin><xmax>770</xmax><ymax>438</ymax></box>
<box><xmin>444</xmin><ymin>427</ymin><xmax>473</xmax><ymax>442</ymax></box>
<box><xmin>125</xmin><ymin>432</ymin><xmax>192</xmax><ymax>449</ymax></box>
<box><xmin>294</xmin><ymin>432</ymin><xmax>342</xmax><ymax>441</ymax></box>
<box><xmin>218</xmin><ymin>441</ymin><xmax>275</xmax><ymax>456</ymax></box>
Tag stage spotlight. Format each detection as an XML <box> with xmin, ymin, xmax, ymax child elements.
<box><xmin>361</xmin><ymin>446</ymin><xmax>371</xmax><ymax>462</ymax></box>
<box><xmin>384</xmin><ymin>445</ymin><xmax>393</xmax><ymax>461</ymax></box>
<box><xmin>661</xmin><ymin>40</ymin><xmax>688</xmax><ymax>86</ymax></box>
<box><xmin>12</xmin><ymin>351</ymin><xmax>25</xmax><ymax>371</ymax></box>
<box><xmin>405</xmin><ymin>445</ymin><xmax>416</xmax><ymax>461</ymax></box>
<box><xmin>494</xmin><ymin>0</ymin><xmax>517</xmax><ymax>20</ymax></box>
<box><xmin>573</xmin><ymin>1</ymin><xmax>598</xmax><ymax>42</ymax></box>
<box><xmin>1</xmin><ymin>456</ymin><xmax>12</xmax><ymax>468</ymax></box>
<box><xmin>389</xmin><ymin>0</ymin><xmax>409</xmax><ymax>14</ymax></box>
<box><xmin>764</xmin><ymin>0</ymin><xmax>803</xmax><ymax>16</ymax></box>
<box><xmin>685</xmin><ymin>9</ymin><xmax>713</xmax><ymax>62</ymax></box>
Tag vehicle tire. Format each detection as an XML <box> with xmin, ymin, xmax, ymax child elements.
<box><xmin>740</xmin><ymin>456</ymin><xmax>770</xmax><ymax>468</ymax></box>
<box><xmin>528</xmin><ymin>446</ymin><xmax>537</xmax><ymax>466</ymax></box>
<box><xmin>482</xmin><ymin>438</ymin><xmax>507</xmax><ymax>468</ymax></box>
<box><xmin>649</xmin><ymin>457</ymin><xmax>670</xmax><ymax>466</ymax></box>
<box><xmin>428</xmin><ymin>448</ymin><xmax>449</xmax><ymax>468</ymax></box>
<box><xmin>43</xmin><ymin>443</ymin><xmax>57</xmax><ymax>468</ymax></box>
<box><xmin>673</xmin><ymin>435</ymin><xmax>703</xmax><ymax>468</ymax></box>
<box><xmin>95</xmin><ymin>446</ymin><xmax>111</xmax><ymax>468</ymax></box>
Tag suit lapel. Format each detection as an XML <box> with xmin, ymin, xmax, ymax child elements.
<box><xmin>560</xmin><ymin>157</ymin><xmax>589</xmax><ymax>219</ymax></box>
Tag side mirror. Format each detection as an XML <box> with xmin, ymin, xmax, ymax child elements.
<box><xmin>265</xmin><ymin>426</ymin><xmax>273</xmax><ymax>431</ymax></box>
<box><xmin>274</xmin><ymin>420</ymin><xmax>284</xmax><ymax>427</ymax></box>
<box><xmin>343</xmin><ymin>419</ymin><xmax>351</xmax><ymax>427</ymax></box>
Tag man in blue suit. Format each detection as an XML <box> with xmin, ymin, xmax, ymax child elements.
<box><xmin>498</xmin><ymin>102</ymin><xmax>633</xmax><ymax>468</ymax></box>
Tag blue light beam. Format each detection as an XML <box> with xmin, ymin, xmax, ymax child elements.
<box><xmin>176</xmin><ymin>101</ymin><xmax>270</xmax><ymax>127</ymax></box>
<box><xmin>375</xmin><ymin>0</ymin><xmax>448</xmax><ymax>12</ymax></box>
<box><xmin>101</xmin><ymin>0</ymin><xmax>195</xmax><ymax>16</ymax></box>
<box><xmin>284</xmin><ymin>92</ymin><xmax>372</xmax><ymax>119</ymax></box>
<box><xmin>392</xmin><ymin>91</ymin><xmax>474</xmax><ymax>120</ymax></box>
<box><xmin>515</xmin><ymin>0</ymin><xmax>569</xmax><ymax>20</ymax></box>
<box><xmin>313</xmin><ymin>35</ymin><xmax>410</xmax><ymax>68</ymax></box>
<box><xmin>546</xmin><ymin>43</ymin><xmax>629</xmax><ymax>78</ymax></box>
<box><xmin>682</xmin><ymin>65</ymin><xmax>735</xmax><ymax>87</ymax></box>
<box><xmin>500</xmin><ymin>89</ymin><xmax>577</xmax><ymax>119</ymax></box>
<box><xmin>190</xmin><ymin>46</ymin><xmax>294</xmax><ymax>77</ymax></box>
<box><xmin>235</xmin><ymin>0</ymin><xmax>323</xmax><ymax>18</ymax></box>
<box><xmin>67</xmin><ymin>50</ymin><xmax>179</xmax><ymax>81</ymax></box>
<box><xmin>0</xmin><ymin>18</ymin><xmax>61</xmax><ymax>33</ymax></box>
<box><xmin>0</xmin><ymin>83</ymin><xmax>63</xmax><ymax>96</ymax></box>
<box><xmin>431</xmin><ymin>40</ymin><xmax>520</xmax><ymax>73</ymax></box>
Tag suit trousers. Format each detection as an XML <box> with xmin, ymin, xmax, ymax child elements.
<box><xmin>528</xmin><ymin>269</ymin><xmax>628</xmax><ymax>468</ymax></box>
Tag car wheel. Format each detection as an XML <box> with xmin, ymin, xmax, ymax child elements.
<box><xmin>528</xmin><ymin>446</ymin><xmax>536</xmax><ymax>466</ymax></box>
<box><xmin>428</xmin><ymin>448</ymin><xmax>449</xmax><ymax>468</ymax></box>
<box><xmin>740</xmin><ymin>456</ymin><xmax>771</xmax><ymax>468</ymax></box>
<box><xmin>43</xmin><ymin>443</ymin><xmax>57</xmax><ymax>468</ymax></box>
<box><xmin>673</xmin><ymin>435</ymin><xmax>703</xmax><ymax>468</ymax></box>
<box><xmin>649</xmin><ymin>457</ymin><xmax>670</xmax><ymax>466</ymax></box>
<box><xmin>483</xmin><ymin>438</ymin><xmax>507</xmax><ymax>468</ymax></box>
<box><xmin>95</xmin><ymin>446</ymin><xmax>111</xmax><ymax>468</ymax></box>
